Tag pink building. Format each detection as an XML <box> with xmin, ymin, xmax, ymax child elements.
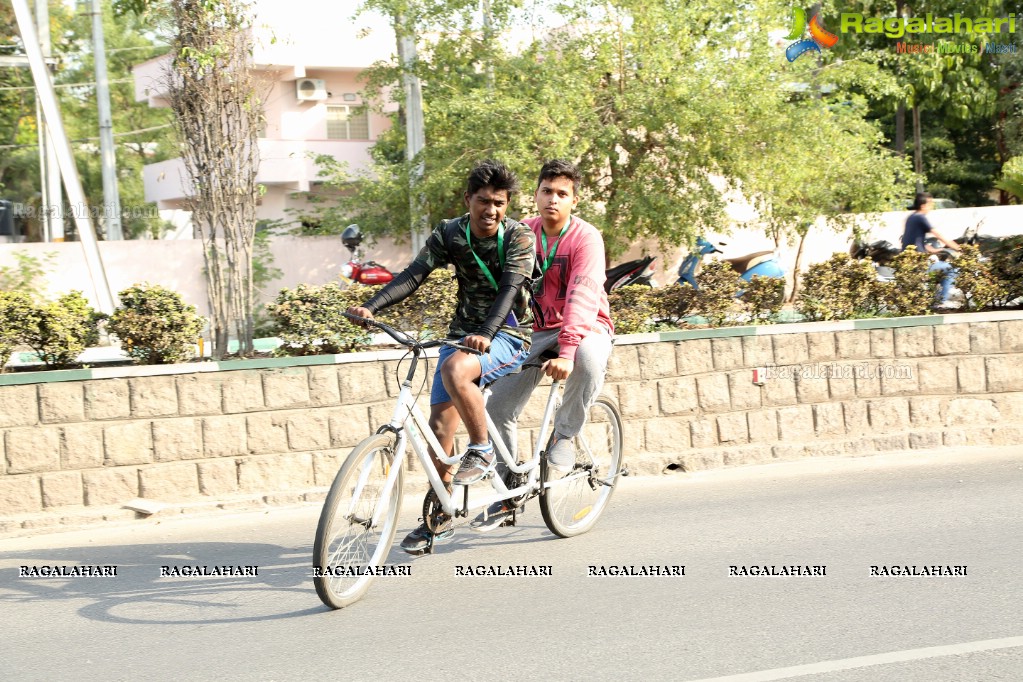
<box><xmin>133</xmin><ymin>1</ymin><xmax>395</xmax><ymax>224</ymax></box>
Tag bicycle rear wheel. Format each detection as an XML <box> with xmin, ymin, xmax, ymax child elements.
<box><xmin>313</xmin><ymin>433</ymin><xmax>404</xmax><ymax>609</ymax></box>
<box><xmin>539</xmin><ymin>396</ymin><xmax>624</xmax><ymax>538</ymax></box>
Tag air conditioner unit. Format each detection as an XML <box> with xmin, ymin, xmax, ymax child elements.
<box><xmin>295</xmin><ymin>78</ymin><xmax>328</xmax><ymax>101</ymax></box>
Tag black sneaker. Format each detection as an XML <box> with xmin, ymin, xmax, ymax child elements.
<box><xmin>452</xmin><ymin>446</ymin><xmax>496</xmax><ymax>485</ymax></box>
<box><xmin>400</xmin><ymin>522</ymin><xmax>454</xmax><ymax>555</ymax></box>
<box><xmin>469</xmin><ymin>500</ymin><xmax>514</xmax><ymax>532</ymax></box>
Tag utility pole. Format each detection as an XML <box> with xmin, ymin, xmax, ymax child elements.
<box><xmin>36</xmin><ymin>0</ymin><xmax>63</xmax><ymax>242</ymax></box>
<box><xmin>91</xmin><ymin>0</ymin><xmax>123</xmax><ymax>240</ymax></box>
<box><xmin>396</xmin><ymin>14</ymin><xmax>428</xmax><ymax>253</ymax></box>
<box><xmin>12</xmin><ymin>0</ymin><xmax>116</xmax><ymax>313</ymax></box>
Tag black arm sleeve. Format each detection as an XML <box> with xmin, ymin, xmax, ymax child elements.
<box><xmin>363</xmin><ymin>260</ymin><xmax>432</xmax><ymax>313</ymax></box>
<box><xmin>476</xmin><ymin>271</ymin><xmax>528</xmax><ymax>340</ymax></box>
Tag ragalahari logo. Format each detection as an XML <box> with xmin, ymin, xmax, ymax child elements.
<box><xmin>785</xmin><ymin>8</ymin><xmax>839</xmax><ymax>61</ymax></box>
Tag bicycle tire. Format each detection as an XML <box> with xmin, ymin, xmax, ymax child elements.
<box><xmin>313</xmin><ymin>433</ymin><xmax>404</xmax><ymax>609</ymax></box>
<box><xmin>539</xmin><ymin>396</ymin><xmax>624</xmax><ymax>538</ymax></box>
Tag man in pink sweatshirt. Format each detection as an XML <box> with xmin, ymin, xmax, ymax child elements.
<box><xmin>473</xmin><ymin>159</ymin><xmax>615</xmax><ymax>531</ymax></box>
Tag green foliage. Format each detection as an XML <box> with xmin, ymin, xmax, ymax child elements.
<box><xmin>269</xmin><ymin>282</ymin><xmax>374</xmax><ymax>355</ymax></box>
<box><xmin>0</xmin><ymin>251</ymin><xmax>56</xmax><ymax>299</ymax></box>
<box><xmin>995</xmin><ymin>156</ymin><xmax>1023</xmax><ymax>202</ymax></box>
<box><xmin>251</xmin><ymin>228</ymin><xmax>285</xmax><ymax>338</ymax></box>
<box><xmin>18</xmin><ymin>292</ymin><xmax>102</xmax><ymax>369</ymax></box>
<box><xmin>647</xmin><ymin>284</ymin><xmax>698</xmax><ymax>328</ymax></box>
<box><xmin>316</xmin><ymin>0</ymin><xmax>910</xmax><ymax>258</ymax></box>
<box><xmin>269</xmin><ymin>271</ymin><xmax>460</xmax><ymax>355</ymax></box>
<box><xmin>607</xmin><ymin>285</ymin><xmax>661</xmax><ymax>335</ymax></box>
<box><xmin>797</xmin><ymin>254</ymin><xmax>887</xmax><ymax>321</ymax></box>
<box><xmin>0</xmin><ymin>2</ymin><xmax>173</xmax><ymax>240</ymax></box>
<box><xmin>375</xmin><ymin>270</ymin><xmax>457</xmax><ymax>341</ymax></box>
<box><xmin>951</xmin><ymin>245</ymin><xmax>999</xmax><ymax>311</ymax></box>
<box><xmin>884</xmin><ymin>247</ymin><xmax>936</xmax><ymax>316</ymax></box>
<box><xmin>0</xmin><ymin>290</ymin><xmax>33</xmax><ymax>371</ymax></box>
<box><xmin>986</xmin><ymin>243</ymin><xmax>1023</xmax><ymax>307</ymax></box>
<box><xmin>693</xmin><ymin>261</ymin><xmax>746</xmax><ymax>327</ymax></box>
<box><xmin>742</xmin><ymin>276</ymin><xmax>786</xmax><ymax>325</ymax></box>
<box><xmin>107</xmin><ymin>284</ymin><xmax>205</xmax><ymax>364</ymax></box>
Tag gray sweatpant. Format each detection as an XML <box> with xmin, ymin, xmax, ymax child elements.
<box><xmin>487</xmin><ymin>328</ymin><xmax>613</xmax><ymax>475</ymax></box>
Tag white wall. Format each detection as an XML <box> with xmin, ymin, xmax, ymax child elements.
<box><xmin>3</xmin><ymin>206</ymin><xmax>1020</xmax><ymax>318</ymax></box>
<box><xmin>0</xmin><ymin>235</ymin><xmax>414</xmax><ymax>317</ymax></box>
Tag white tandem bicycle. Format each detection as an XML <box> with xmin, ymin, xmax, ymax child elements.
<box><xmin>313</xmin><ymin>314</ymin><xmax>624</xmax><ymax>609</ymax></box>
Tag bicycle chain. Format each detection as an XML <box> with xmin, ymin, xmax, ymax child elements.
<box><xmin>420</xmin><ymin>473</ymin><xmax>538</xmax><ymax>532</ymax></box>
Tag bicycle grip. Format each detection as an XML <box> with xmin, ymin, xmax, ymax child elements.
<box><xmin>449</xmin><ymin>342</ymin><xmax>483</xmax><ymax>355</ymax></box>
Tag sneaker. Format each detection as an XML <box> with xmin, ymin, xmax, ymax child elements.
<box><xmin>546</xmin><ymin>434</ymin><xmax>576</xmax><ymax>473</ymax></box>
<box><xmin>470</xmin><ymin>500</ymin><xmax>514</xmax><ymax>532</ymax></box>
<box><xmin>400</xmin><ymin>522</ymin><xmax>454</xmax><ymax>555</ymax></box>
<box><xmin>452</xmin><ymin>446</ymin><xmax>496</xmax><ymax>485</ymax></box>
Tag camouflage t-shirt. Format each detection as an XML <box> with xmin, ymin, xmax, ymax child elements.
<box><xmin>415</xmin><ymin>215</ymin><xmax>535</xmax><ymax>341</ymax></box>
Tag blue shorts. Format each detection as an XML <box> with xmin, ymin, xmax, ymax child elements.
<box><xmin>431</xmin><ymin>331</ymin><xmax>529</xmax><ymax>405</ymax></box>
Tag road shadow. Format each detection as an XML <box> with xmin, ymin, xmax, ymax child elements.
<box><xmin>0</xmin><ymin>539</ymin><xmax>413</xmax><ymax>624</ymax></box>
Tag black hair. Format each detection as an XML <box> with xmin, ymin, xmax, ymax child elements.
<box><xmin>466</xmin><ymin>160</ymin><xmax>518</xmax><ymax>198</ymax></box>
<box><xmin>912</xmin><ymin>192</ymin><xmax>932</xmax><ymax>210</ymax></box>
<box><xmin>536</xmin><ymin>159</ymin><xmax>582</xmax><ymax>195</ymax></box>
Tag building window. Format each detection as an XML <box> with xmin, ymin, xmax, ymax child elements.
<box><xmin>327</xmin><ymin>105</ymin><xmax>369</xmax><ymax>140</ymax></box>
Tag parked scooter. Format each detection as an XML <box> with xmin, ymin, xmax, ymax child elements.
<box><xmin>604</xmin><ymin>256</ymin><xmax>656</xmax><ymax>293</ymax></box>
<box><xmin>340</xmin><ymin>224</ymin><xmax>395</xmax><ymax>285</ymax></box>
<box><xmin>677</xmin><ymin>237</ymin><xmax>785</xmax><ymax>289</ymax></box>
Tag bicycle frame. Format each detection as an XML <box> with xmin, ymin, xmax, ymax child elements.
<box><xmin>368</xmin><ymin>348</ymin><xmax>573</xmax><ymax>526</ymax></box>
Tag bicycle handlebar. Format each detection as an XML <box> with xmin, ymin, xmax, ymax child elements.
<box><xmin>342</xmin><ymin>311</ymin><xmax>482</xmax><ymax>355</ymax></box>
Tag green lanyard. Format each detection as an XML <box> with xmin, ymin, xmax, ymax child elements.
<box><xmin>466</xmin><ymin>219</ymin><xmax>505</xmax><ymax>291</ymax></box>
<box><xmin>539</xmin><ymin>216</ymin><xmax>571</xmax><ymax>274</ymax></box>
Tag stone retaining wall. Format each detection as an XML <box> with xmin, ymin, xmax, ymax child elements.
<box><xmin>2</xmin><ymin>313</ymin><xmax>1022</xmax><ymax>533</ymax></box>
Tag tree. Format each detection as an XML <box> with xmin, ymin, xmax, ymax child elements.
<box><xmin>310</xmin><ymin>0</ymin><xmax>909</xmax><ymax>264</ymax></box>
<box><xmin>165</xmin><ymin>0</ymin><xmax>264</xmax><ymax>357</ymax></box>
<box><xmin>58</xmin><ymin>0</ymin><xmax>175</xmax><ymax>239</ymax></box>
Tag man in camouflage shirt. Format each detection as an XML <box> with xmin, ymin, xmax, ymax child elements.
<box><xmin>348</xmin><ymin>160</ymin><xmax>535</xmax><ymax>554</ymax></box>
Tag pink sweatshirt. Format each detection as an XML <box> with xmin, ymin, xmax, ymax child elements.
<box><xmin>522</xmin><ymin>216</ymin><xmax>614</xmax><ymax>360</ymax></box>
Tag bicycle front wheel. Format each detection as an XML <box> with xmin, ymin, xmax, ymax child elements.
<box><xmin>313</xmin><ymin>433</ymin><xmax>404</xmax><ymax>609</ymax></box>
<box><xmin>539</xmin><ymin>396</ymin><xmax>624</xmax><ymax>538</ymax></box>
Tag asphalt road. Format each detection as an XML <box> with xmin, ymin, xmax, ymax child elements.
<box><xmin>2</xmin><ymin>445</ymin><xmax>1022</xmax><ymax>682</ymax></box>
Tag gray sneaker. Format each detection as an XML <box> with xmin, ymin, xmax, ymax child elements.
<box><xmin>546</xmin><ymin>433</ymin><xmax>576</xmax><ymax>472</ymax></box>
<box><xmin>470</xmin><ymin>500</ymin><xmax>514</xmax><ymax>532</ymax></box>
<box><xmin>452</xmin><ymin>446</ymin><xmax>496</xmax><ymax>485</ymax></box>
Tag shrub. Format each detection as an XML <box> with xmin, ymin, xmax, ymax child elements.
<box><xmin>269</xmin><ymin>282</ymin><xmax>377</xmax><ymax>355</ymax></box>
<box><xmin>608</xmin><ymin>285</ymin><xmax>660</xmax><ymax>334</ymax></box>
<box><xmin>647</xmin><ymin>283</ymin><xmax>697</xmax><ymax>328</ymax></box>
<box><xmin>107</xmin><ymin>284</ymin><xmax>205</xmax><ymax>364</ymax></box>
<box><xmin>18</xmin><ymin>291</ymin><xmax>102</xmax><ymax>369</ymax></box>
<box><xmin>951</xmin><ymin>244</ymin><xmax>999</xmax><ymax>311</ymax></box>
<box><xmin>0</xmin><ymin>291</ymin><xmax>33</xmax><ymax>371</ymax></box>
<box><xmin>695</xmin><ymin>260</ymin><xmax>746</xmax><ymax>327</ymax></box>
<box><xmin>797</xmin><ymin>254</ymin><xmax>885</xmax><ymax>321</ymax></box>
<box><xmin>376</xmin><ymin>269</ymin><xmax>458</xmax><ymax>340</ymax></box>
<box><xmin>882</xmin><ymin>247</ymin><xmax>934</xmax><ymax>316</ymax></box>
<box><xmin>742</xmin><ymin>275</ymin><xmax>786</xmax><ymax>324</ymax></box>
<box><xmin>987</xmin><ymin>241</ymin><xmax>1023</xmax><ymax>308</ymax></box>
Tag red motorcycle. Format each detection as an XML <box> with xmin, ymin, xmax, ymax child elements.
<box><xmin>340</xmin><ymin>224</ymin><xmax>395</xmax><ymax>285</ymax></box>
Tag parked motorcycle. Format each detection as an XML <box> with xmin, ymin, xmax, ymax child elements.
<box><xmin>604</xmin><ymin>256</ymin><xmax>656</xmax><ymax>293</ymax></box>
<box><xmin>677</xmin><ymin>236</ymin><xmax>785</xmax><ymax>289</ymax></box>
<box><xmin>850</xmin><ymin>238</ymin><xmax>900</xmax><ymax>281</ymax></box>
<box><xmin>340</xmin><ymin>224</ymin><xmax>395</xmax><ymax>285</ymax></box>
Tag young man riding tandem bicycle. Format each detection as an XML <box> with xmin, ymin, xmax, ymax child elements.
<box><xmin>347</xmin><ymin>160</ymin><xmax>536</xmax><ymax>554</ymax></box>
